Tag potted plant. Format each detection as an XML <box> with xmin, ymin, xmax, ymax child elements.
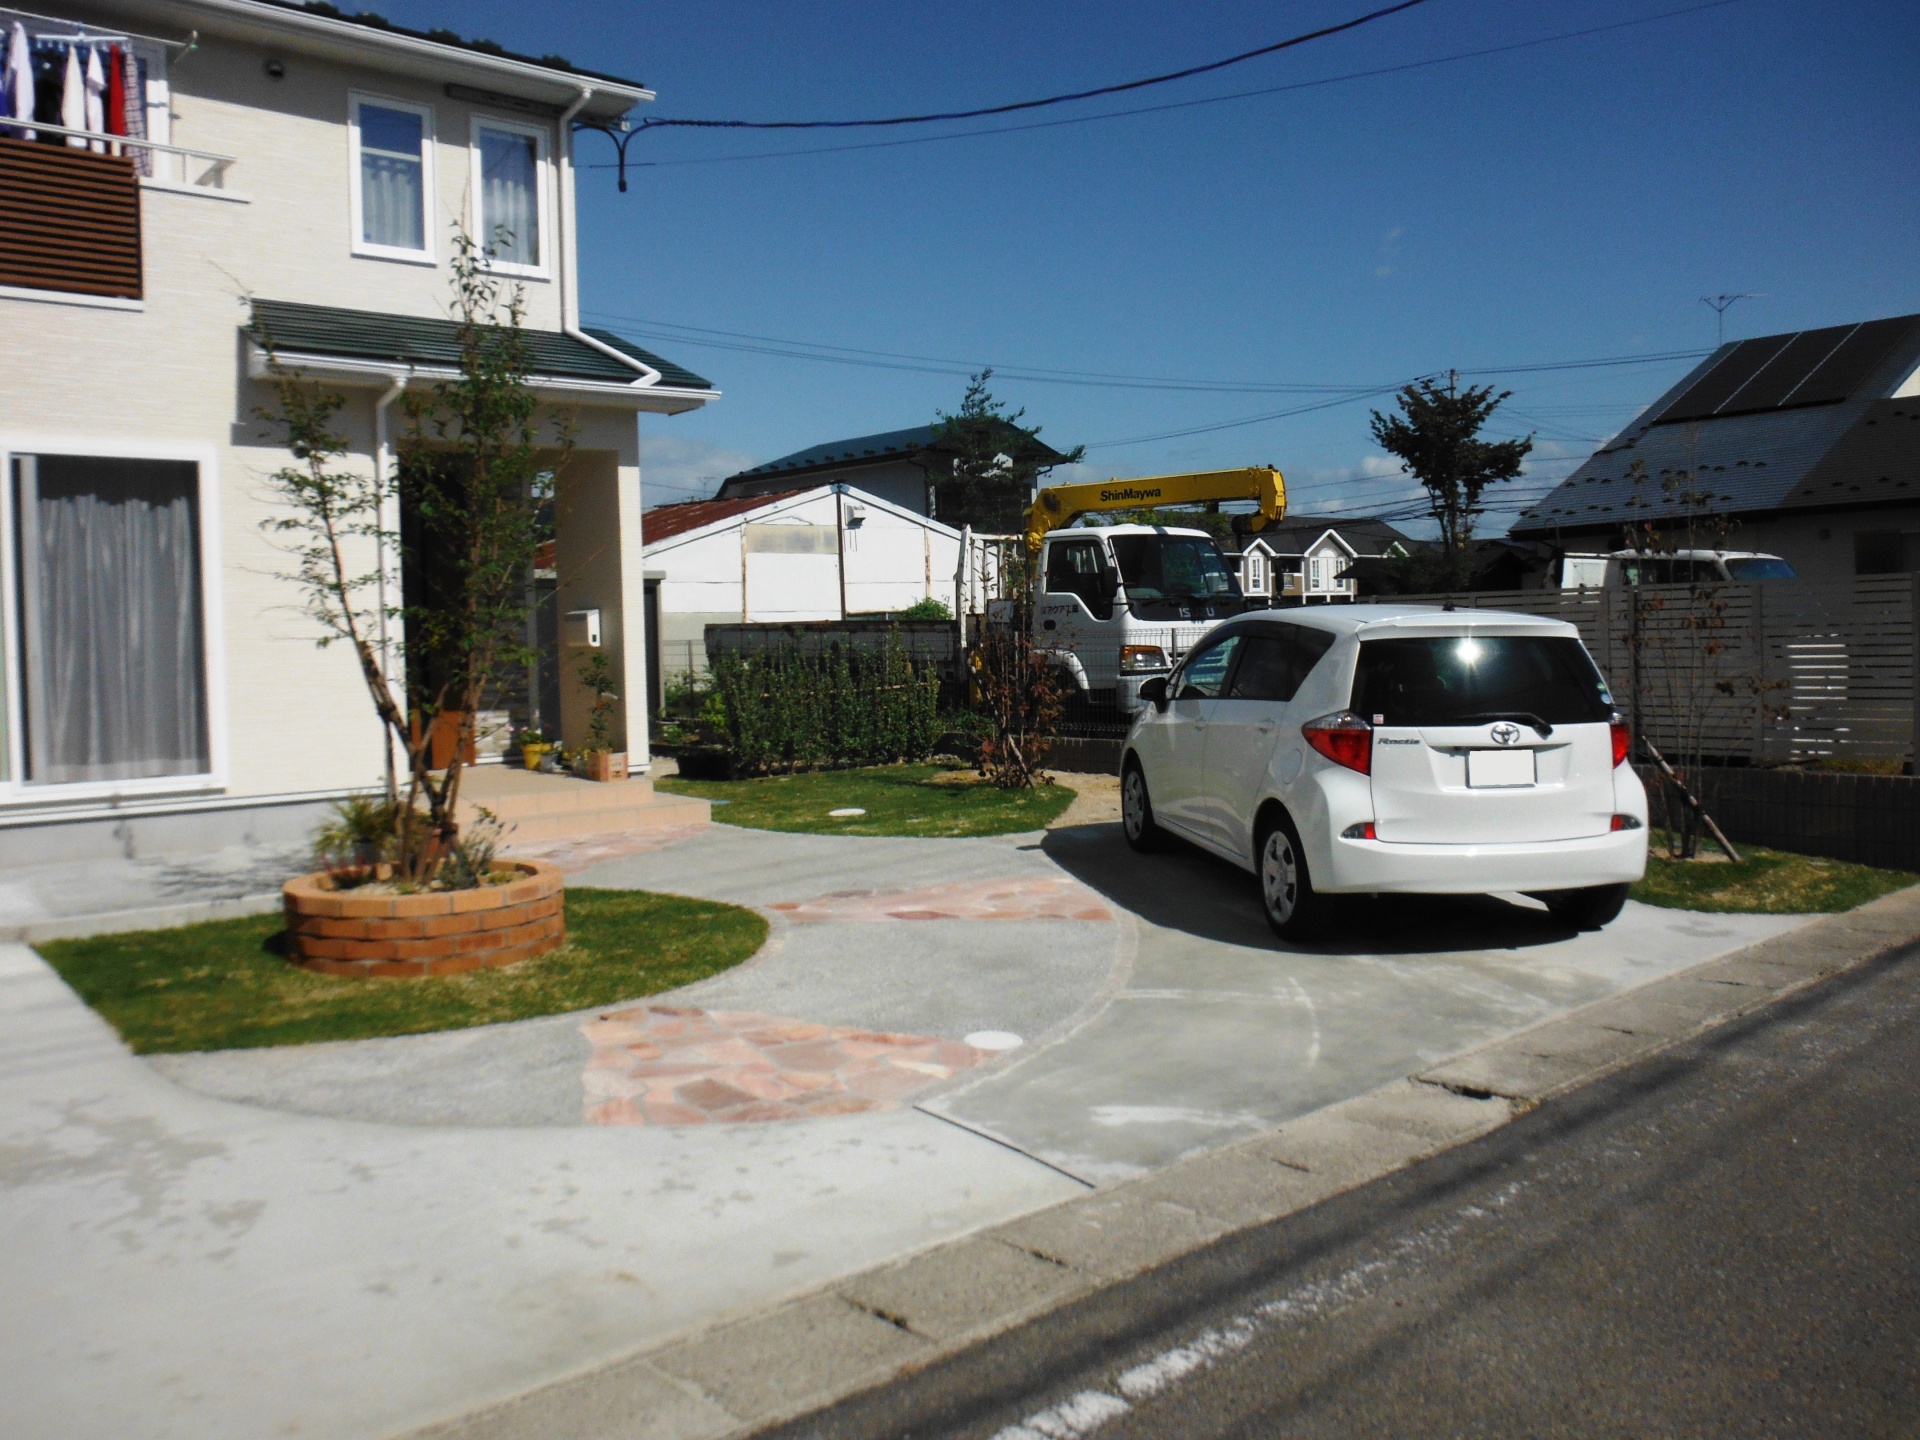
<box><xmin>577</xmin><ymin>649</ymin><xmax>627</xmax><ymax>782</ymax></box>
<box><xmin>517</xmin><ymin>725</ymin><xmax>552</xmax><ymax>771</ymax></box>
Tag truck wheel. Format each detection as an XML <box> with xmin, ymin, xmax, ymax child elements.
<box><xmin>1540</xmin><ymin>882</ymin><xmax>1631</xmax><ymax>931</ymax></box>
<box><xmin>1257</xmin><ymin>812</ymin><xmax>1330</xmax><ymax>942</ymax></box>
<box><xmin>1121</xmin><ymin>760</ymin><xmax>1162</xmax><ymax>852</ymax></box>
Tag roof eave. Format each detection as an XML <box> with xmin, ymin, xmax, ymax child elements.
<box><xmin>99</xmin><ymin>0</ymin><xmax>650</xmax><ymax>121</ymax></box>
<box><xmin>247</xmin><ymin>346</ymin><xmax>718</xmax><ymax>411</ymax></box>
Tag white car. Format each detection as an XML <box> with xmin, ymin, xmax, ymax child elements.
<box><xmin>1120</xmin><ymin>606</ymin><xmax>1649</xmax><ymax>939</ymax></box>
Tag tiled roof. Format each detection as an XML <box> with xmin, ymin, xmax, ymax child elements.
<box><xmin>249</xmin><ymin>300</ymin><xmax>715</xmax><ymax>392</ymax></box>
<box><xmin>1511</xmin><ymin>312</ymin><xmax>1920</xmax><ymax>536</ymax></box>
<box><xmin>724</xmin><ymin>422</ymin><xmax>1070</xmax><ymax>486</ymax></box>
<box><xmin>642</xmin><ymin>492</ymin><xmax>802</xmax><ymax>546</ymax></box>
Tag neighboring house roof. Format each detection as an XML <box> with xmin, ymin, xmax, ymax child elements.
<box><xmin>719</xmin><ymin>422</ymin><xmax>1071</xmax><ymax>494</ymax></box>
<box><xmin>1227</xmin><ymin>516</ymin><xmax>1411</xmax><ymax>557</ymax></box>
<box><xmin>1512</xmin><ymin>312</ymin><xmax>1920</xmax><ymax>536</ymax></box>
<box><xmin>248</xmin><ymin>300</ymin><xmax>716</xmax><ymax>398</ymax></box>
<box><xmin>642</xmin><ymin>492</ymin><xmax>802</xmax><ymax>546</ymax></box>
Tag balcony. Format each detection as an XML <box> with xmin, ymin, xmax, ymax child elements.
<box><xmin>0</xmin><ymin>125</ymin><xmax>235</xmax><ymax>302</ymax></box>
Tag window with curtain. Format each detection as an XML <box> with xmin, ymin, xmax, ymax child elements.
<box><xmin>355</xmin><ymin>100</ymin><xmax>427</xmax><ymax>253</ymax></box>
<box><xmin>477</xmin><ymin>123</ymin><xmax>541</xmax><ymax>268</ymax></box>
<box><xmin>12</xmin><ymin>455</ymin><xmax>208</xmax><ymax>784</ymax></box>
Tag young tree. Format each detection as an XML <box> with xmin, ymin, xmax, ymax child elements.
<box><xmin>931</xmin><ymin>369</ymin><xmax>1084</xmax><ymax>532</ymax></box>
<box><xmin>1369</xmin><ymin>374</ymin><xmax>1532</xmax><ymax>577</ymax></box>
<box><xmin>257</xmin><ymin>231</ymin><xmax>570</xmax><ymax>883</ymax></box>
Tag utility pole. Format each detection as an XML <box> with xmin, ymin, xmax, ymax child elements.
<box><xmin>1701</xmin><ymin>293</ymin><xmax>1762</xmax><ymax>347</ymax></box>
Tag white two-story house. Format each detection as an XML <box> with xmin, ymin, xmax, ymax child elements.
<box><xmin>0</xmin><ymin>0</ymin><xmax>716</xmax><ymax>863</ymax></box>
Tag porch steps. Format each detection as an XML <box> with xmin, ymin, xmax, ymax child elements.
<box><xmin>455</xmin><ymin>766</ymin><xmax>709</xmax><ymax>845</ymax></box>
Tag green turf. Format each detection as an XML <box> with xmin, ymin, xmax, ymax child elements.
<box><xmin>658</xmin><ymin>764</ymin><xmax>1076</xmax><ymax>837</ymax></box>
<box><xmin>34</xmin><ymin>888</ymin><xmax>766</xmax><ymax>1054</ymax></box>
<box><xmin>1630</xmin><ymin>834</ymin><xmax>1917</xmax><ymax>914</ymax></box>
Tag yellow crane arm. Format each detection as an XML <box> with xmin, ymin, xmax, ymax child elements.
<box><xmin>1024</xmin><ymin>466</ymin><xmax>1285</xmax><ymax>551</ymax></box>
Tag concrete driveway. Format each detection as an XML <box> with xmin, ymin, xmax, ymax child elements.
<box><xmin>3</xmin><ymin>812</ymin><xmax>1807</xmax><ymax>1440</ymax></box>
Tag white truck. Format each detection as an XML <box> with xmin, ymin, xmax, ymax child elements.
<box><xmin>1021</xmin><ymin>468</ymin><xmax>1287</xmax><ymax>717</ymax></box>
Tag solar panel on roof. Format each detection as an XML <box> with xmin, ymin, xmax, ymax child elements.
<box><xmin>1784</xmin><ymin>316</ymin><xmax>1912</xmax><ymax>407</ymax></box>
<box><xmin>1652</xmin><ymin>337</ymin><xmax>1790</xmax><ymax>423</ymax></box>
<box><xmin>1716</xmin><ymin>325</ymin><xmax>1853</xmax><ymax>414</ymax></box>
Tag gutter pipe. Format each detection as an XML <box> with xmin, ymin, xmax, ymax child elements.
<box><xmin>557</xmin><ymin>85</ymin><xmax>661</xmax><ymax>386</ymax></box>
<box><xmin>374</xmin><ymin>372</ymin><xmax>410</xmax><ymax>798</ymax></box>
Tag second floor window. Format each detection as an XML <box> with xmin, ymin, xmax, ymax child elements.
<box><xmin>474</xmin><ymin>120</ymin><xmax>546</xmax><ymax>271</ymax></box>
<box><xmin>352</xmin><ymin>96</ymin><xmax>432</xmax><ymax>259</ymax></box>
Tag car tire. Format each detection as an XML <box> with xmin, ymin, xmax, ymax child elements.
<box><xmin>1257</xmin><ymin>811</ymin><xmax>1329</xmax><ymax>941</ymax></box>
<box><xmin>1540</xmin><ymin>882</ymin><xmax>1631</xmax><ymax>930</ymax></box>
<box><xmin>1121</xmin><ymin>759</ymin><xmax>1163</xmax><ymax>852</ymax></box>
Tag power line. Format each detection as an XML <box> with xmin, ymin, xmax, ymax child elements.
<box><xmin>622</xmin><ymin>0</ymin><xmax>1431</xmax><ymax>134</ymax></box>
<box><xmin>585</xmin><ymin>0</ymin><xmax>1746</xmax><ymax>170</ymax></box>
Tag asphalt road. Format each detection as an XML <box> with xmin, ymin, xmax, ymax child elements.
<box><xmin>781</xmin><ymin>945</ymin><xmax>1920</xmax><ymax>1440</ymax></box>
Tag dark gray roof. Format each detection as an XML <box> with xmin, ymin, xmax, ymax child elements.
<box><xmin>1233</xmin><ymin>515</ymin><xmax>1412</xmax><ymax>556</ymax></box>
<box><xmin>1511</xmin><ymin>312</ymin><xmax>1920</xmax><ymax>536</ymax></box>
<box><xmin>249</xmin><ymin>300</ymin><xmax>714</xmax><ymax>391</ymax></box>
<box><xmin>722</xmin><ymin>422</ymin><xmax>1071</xmax><ymax>491</ymax></box>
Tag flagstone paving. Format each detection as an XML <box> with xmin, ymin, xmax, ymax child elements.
<box><xmin>581</xmin><ymin>1005</ymin><xmax>994</xmax><ymax>1125</ymax></box>
<box><xmin>767</xmin><ymin>874</ymin><xmax>1112</xmax><ymax>924</ymax></box>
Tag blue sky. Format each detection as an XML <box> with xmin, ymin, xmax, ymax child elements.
<box><xmin>377</xmin><ymin>0</ymin><xmax>1917</xmax><ymax>533</ymax></box>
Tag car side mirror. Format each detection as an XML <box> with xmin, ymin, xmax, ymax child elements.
<box><xmin>1099</xmin><ymin>570</ymin><xmax>1121</xmax><ymax>601</ymax></box>
<box><xmin>1139</xmin><ymin>676</ymin><xmax>1168</xmax><ymax>710</ymax></box>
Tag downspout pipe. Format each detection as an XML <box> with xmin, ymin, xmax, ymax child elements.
<box><xmin>374</xmin><ymin>373</ymin><xmax>409</xmax><ymax>799</ymax></box>
<box><xmin>557</xmin><ymin>85</ymin><xmax>660</xmax><ymax>385</ymax></box>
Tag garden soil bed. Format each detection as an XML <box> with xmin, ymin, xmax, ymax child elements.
<box><xmin>282</xmin><ymin>861</ymin><xmax>565</xmax><ymax>978</ymax></box>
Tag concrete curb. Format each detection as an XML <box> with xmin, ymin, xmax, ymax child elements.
<box><xmin>0</xmin><ymin>891</ymin><xmax>286</xmax><ymax>944</ymax></box>
<box><xmin>407</xmin><ymin>886</ymin><xmax>1920</xmax><ymax>1440</ymax></box>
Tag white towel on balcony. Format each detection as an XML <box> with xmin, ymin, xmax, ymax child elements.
<box><xmin>3</xmin><ymin>22</ymin><xmax>34</xmax><ymax>140</ymax></box>
<box><xmin>83</xmin><ymin>43</ymin><xmax>106</xmax><ymax>152</ymax></box>
<box><xmin>60</xmin><ymin>42</ymin><xmax>83</xmax><ymax>146</ymax></box>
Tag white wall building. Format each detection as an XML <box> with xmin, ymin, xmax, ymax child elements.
<box><xmin>643</xmin><ymin>486</ymin><xmax>981</xmax><ymax>683</ymax></box>
<box><xmin>0</xmin><ymin>0</ymin><xmax>716</xmax><ymax>863</ymax></box>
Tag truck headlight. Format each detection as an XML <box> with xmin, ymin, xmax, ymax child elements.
<box><xmin>1120</xmin><ymin>645</ymin><xmax>1170</xmax><ymax>673</ymax></box>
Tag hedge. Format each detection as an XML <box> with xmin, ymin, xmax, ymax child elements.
<box><xmin>709</xmin><ymin>634</ymin><xmax>942</xmax><ymax>774</ymax></box>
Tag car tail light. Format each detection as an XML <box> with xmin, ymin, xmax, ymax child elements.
<box><xmin>1120</xmin><ymin>645</ymin><xmax>1170</xmax><ymax>674</ymax></box>
<box><xmin>1610</xmin><ymin>814</ymin><xmax>1643</xmax><ymax>832</ymax></box>
<box><xmin>1341</xmin><ymin>821</ymin><xmax>1377</xmax><ymax>840</ymax></box>
<box><xmin>1303</xmin><ymin>711</ymin><xmax>1373</xmax><ymax>775</ymax></box>
<box><xmin>1610</xmin><ymin>713</ymin><xmax>1631</xmax><ymax>768</ymax></box>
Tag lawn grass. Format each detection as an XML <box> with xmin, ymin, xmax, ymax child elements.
<box><xmin>35</xmin><ymin>888</ymin><xmax>767</xmax><ymax>1054</ymax></box>
<box><xmin>658</xmin><ymin>763</ymin><xmax>1076</xmax><ymax>837</ymax></box>
<box><xmin>1630</xmin><ymin>833</ymin><xmax>1917</xmax><ymax>914</ymax></box>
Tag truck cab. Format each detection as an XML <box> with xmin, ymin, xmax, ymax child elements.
<box><xmin>1036</xmin><ymin>524</ymin><xmax>1249</xmax><ymax>715</ymax></box>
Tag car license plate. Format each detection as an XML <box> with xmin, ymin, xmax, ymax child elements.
<box><xmin>1467</xmin><ymin>748</ymin><xmax>1535</xmax><ymax>788</ymax></box>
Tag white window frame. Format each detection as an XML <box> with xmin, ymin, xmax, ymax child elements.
<box><xmin>348</xmin><ymin>92</ymin><xmax>436</xmax><ymax>266</ymax></box>
<box><xmin>0</xmin><ymin>436</ymin><xmax>228</xmax><ymax>804</ymax></box>
<box><xmin>1245</xmin><ymin>551</ymin><xmax>1266</xmax><ymax>592</ymax></box>
<box><xmin>468</xmin><ymin>114</ymin><xmax>552</xmax><ymax>280</ymax></box>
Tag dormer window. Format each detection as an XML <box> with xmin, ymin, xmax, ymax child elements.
<box><xmin>472</xmin><ymin>118</ymin><xmax>548</xmax><ymax>275</ymax></box>
<box><xmin>350</xmin><ymin>94</ymin><xmax>433</xmax><ymax>261</ymax></box>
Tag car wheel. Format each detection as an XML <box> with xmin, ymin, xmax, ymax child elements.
<box><xmin>1121</xmin><ymin>759</ymin><xmax>1162</xmax><ymax>852</ymax></box>
<box><xmin>1257</xmin><ymin>813</ymin><xmax>1328</xmax><ymax>941</ymax></box>
<box><xmin>1541</xmin><ymin>882</ymin><xmax>1631</xmax><ymax>930</ymax></box>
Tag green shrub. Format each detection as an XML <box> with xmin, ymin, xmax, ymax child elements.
<box><xmin>710</xmin><ymin>633</ymin><xmax>941</xmax><ymax>774</ymax></box>
<box><xmin>898</xmin><ymin>596</ymin><xmax>952</xmax><ymax>620</ymax></box>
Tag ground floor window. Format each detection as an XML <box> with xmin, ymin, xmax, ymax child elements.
<box><xmin>12</xmin><ymin>454</ymin><xmax>209</xmax><ymax>784</ymax></box>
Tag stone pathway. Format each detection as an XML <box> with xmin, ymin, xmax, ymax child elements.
<box><xmin>581</xmin><ymin>1005</ymin><xmax>993</xmax><ymax>1126</ymax></box>
<box><xmin>768</xmin><ymin>875</ymin><xmax>1111</xmax><ymax>924</ymax></box>
<box><xmin>503</xmin><ymin>824</ymin><xmax>712</xmax><ymax>874</ymax></box>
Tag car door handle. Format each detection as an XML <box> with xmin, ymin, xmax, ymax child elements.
<box><xmin>1255</xmin><ymin>721</ymin><xmax>1276</xmax><ymax>734</ymax></box>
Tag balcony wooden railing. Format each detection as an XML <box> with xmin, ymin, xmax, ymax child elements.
<box><xmin>1</xmin><ymin>135</ymin><xmax>142</xmax><ymax>298</ymax></box>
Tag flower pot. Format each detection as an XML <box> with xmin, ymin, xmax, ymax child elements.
<box><xmin>282</xmin><ymin>860</ymin><xmax>565</xmax><ymax>978</ymax></box>
<box><xmin>584</xmin><ymin>749</ymin><xmax>628</xmax><ymax>783</ymax></box>
<box><xmin>412</xmin><ymin>710</ymin><xmax>478</xmax><ymax>770</ymax></box>
<box><xmin>521</xmin><ymin>742</ymin><xmax>551</xmax><ymax>770</ymax></box>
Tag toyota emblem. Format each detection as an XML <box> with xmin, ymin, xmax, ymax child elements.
<box><xmin>1490</xmin><ymin>721</ymin><xmax>1522</xmax><ymax>746</ymax></box>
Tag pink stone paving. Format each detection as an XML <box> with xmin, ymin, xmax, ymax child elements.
<box><xmin>582</xmin><ymin>1005</ymin><xmax>997</xmax><ymax>1126</ymax></box>
<box><xmin>504</xmin><ymin>825</ymin><xmax>710</xmax><ymax>873</ymax></box>
<box><xmin>767</xmin><ymin>875</ymin><xmax>1112</xmax><ymax>924</ymax></box>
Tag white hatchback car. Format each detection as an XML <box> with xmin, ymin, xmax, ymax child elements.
<box><xmin>1120</xmin><ymin>606</ymin><xmax>1649</xmax><ymax>939</ymax></box>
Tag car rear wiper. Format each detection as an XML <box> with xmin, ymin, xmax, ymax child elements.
<box><xmin>1452</xmin><ymin>711</ymin><xmax>1555</xmax><ymax>737</ymax></box>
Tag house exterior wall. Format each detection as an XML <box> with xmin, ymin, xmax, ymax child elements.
<box><xmin>645</xmin><ymin>488</ymin><xmax>966</xmax><ymax>680</ymax></box>
<box><xmin>0</xmin><ymin>3</ymin><xmax>666</xmax><ymax>850</ymax></box>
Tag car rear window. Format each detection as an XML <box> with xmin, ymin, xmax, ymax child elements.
<box><xmin>1350</xmin><ymin>635</ymin><xmax>1614</xmax><ymax>726</ymax></box>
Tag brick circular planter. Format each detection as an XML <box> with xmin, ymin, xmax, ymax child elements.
<box><xmin>282</xmin><ymin>861</ymin><xmax>565</xmax><ymax>978</ymax></box>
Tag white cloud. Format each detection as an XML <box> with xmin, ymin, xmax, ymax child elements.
<box><xmin>1375</xmin><ymin>225</ymin><xmax>1403</xmax><ymax>279</ymax></box>
<box><xmin>640</xmin><ymin>434</ymin><xmax>759</xmax><ymax>503</ymax></box>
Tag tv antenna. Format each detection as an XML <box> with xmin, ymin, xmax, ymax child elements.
<box><xmin>1701</xmin><ymin>293</ymin><xmax>1762</xmax><ymax>347</ymax></box>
